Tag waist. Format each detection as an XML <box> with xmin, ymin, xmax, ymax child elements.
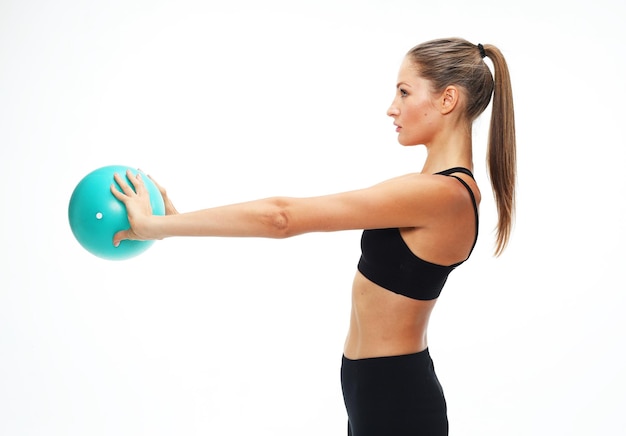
<box><xmin>343</xmin><ymin>347</ymin><xmax>431</xmax><ymax>364</ymax></box>
<box><xmin>343</xmin><ymin>272</ymin><xmax>436</xmax><ymax>360</ymax></box>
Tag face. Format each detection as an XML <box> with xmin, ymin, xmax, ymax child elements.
<box><xmin>387</xmin><ymin>57</ymin><xmax>442</xmax><ymax>146</ymax></box>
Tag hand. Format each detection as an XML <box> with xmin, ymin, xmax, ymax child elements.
<box><xmin>110</xmin><ymin>170</ymin><xmax>160</xmax><ymax>246</ymax></box>
<box><xmin>146</xmin><ymin>173</ymin><xmax>178</xmax><ymax>216</ymax></box>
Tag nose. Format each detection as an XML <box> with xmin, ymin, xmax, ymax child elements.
<box><xmin>387</xmin><ymin>101</ymin><xmax>399</xmax><ymax>117</ymax></box>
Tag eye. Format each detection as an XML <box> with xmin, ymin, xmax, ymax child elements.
<box><xmin>399</xmin><ymin>88</ymin><xmax>408</xmax><ymax>97</ymax></box>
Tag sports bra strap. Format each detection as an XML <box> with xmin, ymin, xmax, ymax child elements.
<box><xmin>436</xmin><ymin>167</ymin><xmax>479</xmax><ymax>262</ymax></box>
<box><xmin>436</xmin><ymin>166</ymin><xmax>475</xmax><ymax>179</ymax></box>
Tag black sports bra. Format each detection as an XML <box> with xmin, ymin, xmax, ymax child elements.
<box><xmin>357</xmin><ymin>167</ymin><xmax>479</xmax><ymax>300</ymax></box>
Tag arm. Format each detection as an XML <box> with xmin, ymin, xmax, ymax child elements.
<box><xmin>111</xmin><ymin>170</ymin><xmax>463</xmax><ymax>245</ymax></box>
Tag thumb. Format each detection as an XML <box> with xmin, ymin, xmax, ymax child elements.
<box><xmin>113</xmin><ymin>229</ymin><xmax>135</xmax><ymax>247</ymax></box>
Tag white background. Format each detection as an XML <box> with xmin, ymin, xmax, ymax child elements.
<box><xmin>1</xmin><ymin>0</ymin><xmax>625</xmax><ymax>435</ymax></box>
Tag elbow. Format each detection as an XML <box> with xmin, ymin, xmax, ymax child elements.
<box><xmin>266</xmin><ymin>197</ymin><xmax>297</xmax><ymax>239</ymax></box>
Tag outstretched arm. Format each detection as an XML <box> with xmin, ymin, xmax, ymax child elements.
<box><xmin>111</xmin><ymin>169</ymin><xmax>464</xmax><ymax>246</ymax></box>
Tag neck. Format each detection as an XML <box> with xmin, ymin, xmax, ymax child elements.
<box><xmin>420</xmin><ymin>128</ymin><xmax>473</xmax><ymax>175</ymax></box>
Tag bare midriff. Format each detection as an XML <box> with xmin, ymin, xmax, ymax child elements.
<box><xmin>343</xmin><ymin>271</ymin><xmax>437</xmax><ymax>360</ymax></box>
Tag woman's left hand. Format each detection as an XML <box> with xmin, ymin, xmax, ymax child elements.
<box><xmin>147</xmin><ymin>173</ymin><xmax>178</xmax><ymax>216</ymax></box>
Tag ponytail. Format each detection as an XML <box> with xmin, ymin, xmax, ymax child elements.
<box><xmin>483</xmin><ymin>44</ymin><xmax>516</xmax><ymax>256</ymax></box>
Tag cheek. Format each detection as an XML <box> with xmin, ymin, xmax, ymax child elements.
<box><xmin>403</xmin><ymin>101</ymin><xmax>429</xmax><ymax>121</ymax></box>
<box><xmin>402</xmin><ymin>112</ymin><xmax>429</xmax><ymax>132</ymax></box>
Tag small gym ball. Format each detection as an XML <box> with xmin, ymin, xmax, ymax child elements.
<box><xmin>68</xmin><ymin>165</ymin><xmax>165</xmax><ymax>260</ymax></box>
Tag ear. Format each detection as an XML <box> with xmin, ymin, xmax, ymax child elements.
<box><xmin>439</xmin><ymin>85</ymin><xmax>460</xmax><ymax>115</ymax></box>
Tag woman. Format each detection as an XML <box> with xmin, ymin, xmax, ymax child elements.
<box><xmin>111</xmin><ymin>37</ymin><xmax>516</xmax><ymax>436</ymax></box>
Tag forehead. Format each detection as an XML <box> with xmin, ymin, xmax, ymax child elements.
<box><xmin>397</xmin><ymin>57</ymin><xmax>424</xmax><ymax>84</ymax></box>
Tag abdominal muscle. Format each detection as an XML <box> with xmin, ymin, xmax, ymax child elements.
<box><xmin>343</xmin><ymin>271</ymin><xmax>437</xmax><ymax>360</ymax></box>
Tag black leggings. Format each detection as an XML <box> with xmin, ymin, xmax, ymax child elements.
<box><xmin>341</xmin><ymin>348</ymin><xmax>448</xmax><ymax>436</ymax></box>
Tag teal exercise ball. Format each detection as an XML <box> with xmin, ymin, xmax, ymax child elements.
<box><xmin>68</xmin><ymin>165</ymin><xmax>165</xmax><ymax>260</ymax></box>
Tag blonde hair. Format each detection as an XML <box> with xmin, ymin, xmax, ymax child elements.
<box><xmin>407</xmin><ymin>38</ymin><xmax>517</xmax><ymax>256</ymax></box>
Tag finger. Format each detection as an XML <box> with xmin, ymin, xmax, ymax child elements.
<box><xmin>147</xmin><ymin>173</ymin><xmax>168</xmax><ymax>197</ymax></box>
<box><xmin>112</xmin><ymin>228</ymin><xmax>136</xmax><ymax>247</ymax></box>
<box><xmin>146</xmin><ymin>173</ymin><xmax>178</xmax><ymax>214</ymax></box>
<box><xmin>129</xmin><ymin>169</ymin><xmax>149</xmax><ymax>196</ymax></box>
<box><xmin>110</xmin><ymin>183</ymin><xmax>125</xmax><ymax>200</ymax></box>
<box><xmin>113</xmin><ymin>172</ymin><xmax>136</xmax><ymax>196</ymax></box>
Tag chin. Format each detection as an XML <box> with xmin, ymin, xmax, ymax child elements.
<box><xmin>397</xmin><ymin>134</ymin><xmax>420</xmax><ymax>147</ymax></box>
<box><xmin>398</xmin><ymin>139</ymin><xmax>420</xmax><ymax>147</ymax></box>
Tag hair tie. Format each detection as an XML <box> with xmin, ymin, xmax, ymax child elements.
<box><xmin>477</xmin><ymin>43</ymin><xmax>486</xmax><ymax>59</ymax></box>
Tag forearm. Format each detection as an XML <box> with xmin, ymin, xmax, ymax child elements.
<box><xmin>146</xmin><ymin>197</ymin><xmax>291</xmax><ymax>240</ymax></box>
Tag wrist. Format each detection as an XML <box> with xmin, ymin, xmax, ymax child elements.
<box><xmin>148</xmin><ymin>214</ymin><xmax>168</xmax><ymax>240</ymax></box>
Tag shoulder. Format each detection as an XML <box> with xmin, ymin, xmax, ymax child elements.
<box><xmin>377</xmin><ymin>172</ymin><xmax>480</xmax><ymax>220</ymax></box>
<box><xmin>351</xmin><ymin>173</ymin><xmax>473</xmax><ymax>226</ymax></box>
<box><xmin>377</xmin><ymin>172</ymin><xmax>470</xmax><ymax>204</ymax></box>
<box><xmin>282</xmin><ymin>172</ymin><xmax>477</xmax><ymax>234</ymax></box>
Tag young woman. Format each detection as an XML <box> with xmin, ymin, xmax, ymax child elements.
<box><xmin>111</xmin><ymin>37</ymin><xmax>516</xmax><ymax>436</ymax></box>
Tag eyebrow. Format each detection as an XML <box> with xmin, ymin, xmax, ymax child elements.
<box><xmin>396</xmin><ymin>81</ymin><xmax>411</xmax><ymax>88</ymax></box>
